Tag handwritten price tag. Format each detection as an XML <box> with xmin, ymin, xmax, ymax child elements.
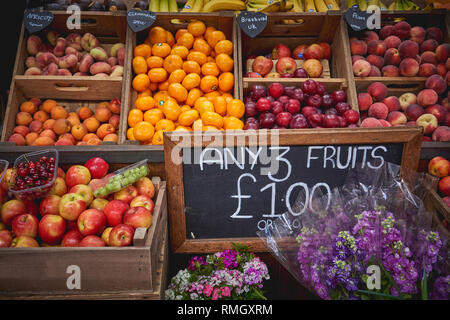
<box><xmin>24</xmin><ymin>9</ymin><xmax>54</xmax><ymax>34</ymax></box>
<box><xmin>238</xmin><ymin>11</ymin><xmax>268</xmax><ymax>38</ymax></box>
<box><xmin>127</xmin><ymin>9</ymin><xmax>156</xmax><ymax>33</ymax></box>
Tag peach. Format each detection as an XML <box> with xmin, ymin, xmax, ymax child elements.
<box><xmin>59</xmin><ymin>133</ymin><xmax>76</xmax><ymax>145</ymax></box>
<box><xmin>39</xmin><ymin>129</ymin><xmax>56</xmax><ymax>140</ymax></box>
<box><xmin>399</xmin><ymin>93</ymin><xmax>417</xmax><ymax>111</ymax></box>
<box><xmin>382</xmin><ymin>96</ymin><xmax>401</xmax><ymax>112</ymax></box>
<box><xmin>425</xmin><ymin>74</ymin><xmax>447</xmax><ymax>95</ymax></box>
<box><xmin>78</xmin><ymin>106</ymin><xmax>93</xmax><ymax>120</ymax></box>
<box><xmin>379</xmin><ymin>25</ymin><xmax>395</xmax><ymax>40</ymax></box>
<box><xmin>357</xmin><ymin>93</ymin><xmax>373</xmax><ymax>112</ymax></box>
<box><xmin>66</xmin><ymin>112</ymin><xmax>81</xmax><ymax>127</ymax></box>
<box><xmin>367</xmin><ymin>82</ymin><xmax>388</xmax><ymax>101</ymax></box>
<box><xmin>369</xmin><ymin>66</ymin><xmax>381</xmax><ymax>77</ymax></box>
<box><xmin>32</xmin><ymin>136</ymin><xmax>55</xmax><ymax>146</ymax></box>
<box><xmin>387</xmin><ymin>111</ymin><xmax>407</xmax><ymax>126</ymax></box>
<box><xmin>398</xmin><ymin>40</ymin><xmax>419</xmax><ymax>58</ymax></box>
<box><xmin>366</xmin><ymin>54</ymin><xmax>384</xmax><ymax>69</ymax></box>
<box><xmin>117</xmin><ymin>47</ymin><xmax>126</xmax><ymax>66</ymax></box>
<box><xmin>426</xmin><ymin>27</ymin><xmax>443</xmax><ymax>43</ymax></box>
<box><xmin>14</xmin><ymin>126</ymin><xmax>30</xmax><ymax>137</ymax></box>
<box><xmin>29</xmin><ymin>120</ymin><xmax>43</xmax><ymax>134</ymax></box>
<box><xmin>94</xmin><ymin>73</ymin><xmax>109</xmax><ymax>78</ymax></box>
<box><xmin>84</xmin><ymin>117</ymin><xmax>100</xmax><ymax>133</ymax></box>
<box><xmin>50</xmin><ymin>106</ymin><xmax>68</xmax><ymax>120</ymax></box>
<box><xmin>432</xmin><ymin>126</ymin><xmax>450</xmax><ymax>142</ymax></box>
<box><xmin>103</xmin><ymin>133</ymin><xmax>118</xmax><ymax>143</ymax></box>
<box><xmin>436</xmin><ymin>44</ymin><xmax>450</xmax><ymax>63</ymax></box>
<box><xmin>57</xmin><ymin>69</ymin><xmax>72</xmax><ymax>76</ymax></box>
<box><xmin>384</xmin><ymin>35</ymin><xmax>401</xmax><ymax>49</ymax></box>
<box><xmin>351</xmin><ymin>55</ymin><xmax>365</xmax><ymax>64</ymax></box>
<box><xmin>24</xmin><ymin>67</ymin><xmax>42</xmax><ymax>76</ymax></box>
<box><xmin>350</xmin><ymin>40</ymin><xmax>367</xmax><ymax>56</ymax></box>
<box><xmin>20</xmin><ymin>101</ymin><xmax>37</xmax><ymax>114</ymax></box>
<box><xmin>446</xmin><ymin>71</ymin><xmax>450</xmax><ymax>87</ymax></box>
<box><xmin>108</xmin><ymin>114</ymin><xmax>120</xmax><ymax>130</ymax></box>
<box><xmin>36</xmin><ymin>52</ymin><xmax>58</xmax><ymax>69</ymax></box>
<box><xmin>410</xmin><ymin>26</ymin><xmax>426</xmax><ymax>44</ymax></box>
<box><xmin>16</xmin><ymin>112</ymin><xmax>33</xmax><ymax>126</ymax></box>
<box><xmin>96</xmin><ymin>123</ymin><xmax>115</xmax><ymax>140</ymax></box>
<box><xmin>417</xmin><ymin>89</ymin><xmax>438</xmax><ymax>106</ymax></box>
<box><xmin>71</xmin><ymin>124</ymin><xmax>88</xmax><ymax>141</ymax></box>
<box><xmin>352</xmin><ymin>59</ymin><xmax>371</xmax><ymax>77</ymax></box>
<box><xmin>41</xmin><ymin>99</ymin><xmax>57</xmax><ymax>113</ymax></box>
<box><xmin>25</xmin><ymin>132</ymin><xmax>39</xmax><ymax>146</ymax></box>
<box><xmin>66</xmin><ymin>33</ymin><xmax>82</xmax><ymax>51</ymax></box>
<box><xmin>42</xmin><ymin>62</ymin><xmax>59</xmax><ymax>76</ymax></box>
<box><xmin>107</xmin><ymin>57</ymin><xmax>118</xmax><ymax>67</ymax></box>
<box><xmin>65</xmin><ymin>46</ymin><xmax>81</xmax><ymax>58</ymax></box>
<box><xmin>110</xmin><ymin>66</ymin><xmax>124</xmax><ymax>78</ymax></box>
<box><xmin>446</xmin><ymin>58</ymin><xmax>450</xmax><ymax>70</ymax></box>
<box><xmin>81</xmin><ymin>33</ymin><xmax>100</xmax><ymax>52</ymax></box>
<box><xmin>442</xmin><ymin>98</ymin><xmax>450</xmax><ymax>112</ymax></box>
<box><xmin>53</xmin><ymin>119</ymin><xmax>71</xmax><ymax>136</ymax></box>
<box><xmin>416</xmin><ymin>113</ymin><xmax>438</xmax><ymax>135</ymax></box>
<box><xmin>110</xmin><ymin>43</ymin><xmax>125</xmax><ymax>58</ymax></box>
<box><xmin>82</xmin><ymin>133</ymin><xmax>99</xmax><ymax>143</ymax></box>
<box><xmin>425</xmin><ymin>104</ymin><xmax>447</xmax><ymax>124</ymax></box>
<box><xmin>27</xmin><ymin>35</ymin><xmax>42</xmax><ymax>56</ymax></box>
<box><xmin>368</xmin><ymin>102</ymin><xmax>389</xmax><ymax>120</ymax></box>
<box><xmin>382</xmin><ymin>65</ymin><xmax>399</xmax><ymax>77</ymax></box>
<box><xmin>94</xmin><ymin>107</ymin><xmax>112</xmax><ymax>123</ymax></box>
<box><xmin>393</xmin><ymin>21</ymin><xmax>411</xmax><ymax>40</ymax></box>
<box><xmin>421</xmin><ymin>39</ymin><xmax>439</xmax><ymax>54</ymax></box>
<box><xmin>55</xmin><ymin>139</ymin><xmax>74</xmax><ymax>146</ymax></box>
<box><xmin>361</xmin><ymin>31</ymin><xmax>379</xmax><ymax>43</ymax></box>
<box><xmin>399</xmin><ymin>58</ymin><xmax>419</xmax><ymax>77</ymax></box>
<box><xmin>90</xmin><ymin>47</ymin><xmax>108</xmax><ymax>61</ymax></box>
<box><xmin>418</xmin><ymin>63</ymin><xmax>437</xmax><ymax>77</ymax></box>
<box><xmin>53</xmin><ymin>37</ymin><xmax>66</xmax><ymax>57</ymax></box>
<box><xmin>420</xmin><ymin>51</ymin><xmax>437</xmax><ymax>65</ymax></box>
<box><xmin>405</xmin><ymin>104</ymin><xmax>424</xmax><ymax>121</ymax></box>
<box><xmin>367</xmin><ymin>40</ymin><xmax>386</xmax><ymax>56</ymax></box>
<box><xmin>437</xmin><ymin>63</ymin><xmax>447</xmax><ymax>77</ymax></box>
<box><xmin>384</xmin><ymin>48</ymin><xmax>401</xmax><ymax>66</ymax></box>
<box><xmin>379</xmin><ymin>119</ymin><xmax>392</xmax><ymax>127</ymax></box>
<box><xmin>25</xmin><ymin>56</ymin><xmax>37</xmax><ymax>68</ymax></box>
<box><xmin>90</xmin><ymin>62</ymin><xmax>112</xmax><ymax>75</ymax></box>
<box><xmin>43</xmin><ymin>119</ymin><xmax>56</xmax><ymax>130</ymax></box>
<box><xmin>79</xmin><ymin>54</ymin><xmax>94</xmax><ymax>74</ymax></box>
<box><xmin>33</xmin><ymin>110</ymin><xmax>49</xmax><ymax>123</ymax></box>
<box><xmin>360</xmin><ymin>117</ymin><xmax>382</xmax><ymax>128</ymax></box>
<box><xmin>8</xmin><ymin>133</ymin><xmax>26</xmax><ymax>146</ymax></box>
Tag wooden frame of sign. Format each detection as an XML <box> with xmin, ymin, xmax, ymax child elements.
<box><xmin>164</xmin><ymin>127</ymin><xmax>423</xmax><ymax>254</ymax></box>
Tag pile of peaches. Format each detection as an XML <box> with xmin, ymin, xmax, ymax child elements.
<box><xmin>428</xmin><ymin>155</ymin><xmax>450</xmax><ymax>232</ymax></box>
<box><xmin>8</xmin><ymin>98</ymin><xmax>121</xmax><ymax>146</ymax></box>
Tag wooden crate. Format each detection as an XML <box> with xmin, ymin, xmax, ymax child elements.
<box><xmin>0</xmin><ymin>170</ymin><xmax>168</xmax><ymax>298</ymax></box>
<box><xmin>341</xmin><ymin>0</ymin><xmax>427</xmax><ymax>9</ymax></box>
<box><xmin>238</xmin><ymin>13</ymin><xmax>358</xmax><ymax>112</ymax></box>
<box><xmin>424</xmin><ymin>184</ymin><xmax>450</xmax><ymax>240</ymax></box>
<box><xmin>119</xmin><ymin>12</ymin><xmax>239</xmax><ymax>146</ymax></box>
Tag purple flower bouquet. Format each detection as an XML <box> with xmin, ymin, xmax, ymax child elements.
<box><xmin>259</xmin><ymin>163</ymin><xmax>449</xmax><ymax>300</ymax></box>
<box><xmin>165</xmin><ymin>244</ymin><xmax>270</xmax><ymax>300</ymax></box>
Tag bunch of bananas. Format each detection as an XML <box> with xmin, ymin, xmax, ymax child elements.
<box><xmin>347</xmin><ymin>0</ymin><xmax>420</xmax><ymax>10</ymax></box>
<box><xmin>246</xmin><ymin>0</ymin><xmax>339</xmax><ymax>13</ymax></box>
<box><xmin>149</xmin><ymin>0</ymin><xmax>179</xmax><ymax>12</ymax></box>
<box><xmin>180</xmin><ymin>0</ymin><xmax>246</xmax><ymax>12</ymax></box>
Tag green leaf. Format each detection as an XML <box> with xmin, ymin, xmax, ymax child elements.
<box><xmin>421</xmin><ymin>269</ymin><xmax>428</xmax><ymax>300</ymax></box>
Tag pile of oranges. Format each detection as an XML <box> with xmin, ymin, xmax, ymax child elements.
<box><xmin>128</xmin><ymin>20</ymin><xmax>245</xmax><ymax>145</ymax></box>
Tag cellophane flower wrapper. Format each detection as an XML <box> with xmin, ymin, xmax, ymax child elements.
<box><xmin>257</xmin><ymin>162</ymin><xmax>449</xmax><ymax>300</ymax></box>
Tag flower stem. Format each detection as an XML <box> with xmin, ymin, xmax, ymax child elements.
<box><xmin>254</xmin><ymin>288</ymin><xmax>267</xmax><ymax>300</ymax></box>
<box><xmin>357</xmin><ymin>289</ymin><xmax>402</xmax><ymax>300</ymax></box>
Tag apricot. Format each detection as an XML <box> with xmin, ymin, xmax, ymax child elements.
<box><xmin>55</xmin><ymin>139</ymin><xmax>73</xmax><ymax>146</ymax></box>
<box><xmin>29</xmin><ymin>120</ymin><xmax>43</xmax><ymax>133</ymax></box>
<box><xmin>29</xmin><ymin>98</ymin><xmax>42</xmax><ymax>108</ymax></box>
<box><xmin>103</xmin><ymin>133</ymin><xmax>118</xmax><ymax>143</ymax></box>
<box><xmin>16</xmin><ymin>112</ymin><xmax>33</xmax><ymax>126</ymax></box>
<box><xmin>39</xmin><ymin>129</ymin><xmax>56</xmax><ymax>140</ymax></box>
<box><xmin>25</xmin><ymin>132</ymin><xmax>39</xmax><ymax>145</ymax></box>
<box><xmin>50</xmin><ymin>106</ymin><xmax>68</xmax><ymax>120</ymax></box>
<box><xmin>71</xmin><ymin>123</ymin><xmax>88</xmax><ymax>141</ymax></box>
<box><xmin>8</xmin><ymin>133</ymin><xmax>26</xmax><ymax>146</ymax></box>
<box><xmin>94</xmin><ymin>107</ymin><xmax>112</xmax><ymax>123</ymax></box>
<box><xmin>41</xmin><ymin>99</ymin><xmax>57</xmax><ymax>113</ymax></box>
<box><xmin>98</xmin><ymin>102</ymin><xmax>110</xmax><ymax>109</ymax></box>
<box><xmin>84</xmin><ymin>117</ymin><xmax>100</xmax><ymax>133</ymax></box>
<box><xmin>82</xmin><ymin>133</ymin><xmax>99</xmax><ymax>143</ymax></box>
<box><xmin>33</xmin><ymin>110</ymin><xmax>49</xmax><ymax>123</ymax></box>
<box><xmin>13</xmin><ymin>126</ymin><xmax>30</xmax><ymax>137</ymax></box>
<box><xmin>43</xmin><ymin>119</ymin><xmax>56</xmax><ymax>130</ymax></box>
<box><xmin>53</xmin><ymin>119</ymin><xmax>71</xmax><ymax>135</ymax></box>
<box><xmin>108</xmin><ymin>114</ymin><xmax>120</xmax><ymax>130</ymax></box>
<box><xmin>66</xmin><ymin>112</ymin><xmax>81</xmax><ymax>127</ymax></box>
<box><xmin>20</xmin><ymin>101</ymin><xmax>38</xmax><ymax>114</ymax></box>
<box><xmin>96</xmin><ymin>123</ymin><xmax>115</xmax><ymax>140</ymax></box>
<box><xmin>78</xmin><ymin>106</ymin><xmax>93</xmax><ymax>120</ymax></box>
<box><xmin>77</xmin><ymin>141</ymin><xmax>88</xmax><ymax>146</ymax></box>
<box><xmin>32</xmin><ymin>136</ymin><xmax>55</xmax><ymax>146</ymax></box>
<box><xmin>58</xmin><ymin>133</ymin><xmax>75</xmax><ymax>145</ymax></box>
<box><xmin>87</xmin><ymin>138</ymin><xmax>102</xmax><ymax>145</ymax></box>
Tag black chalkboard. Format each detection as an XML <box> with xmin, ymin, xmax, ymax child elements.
<box><xmin>237</xmin><ymin>11</ymin><xmax>268</xmax><ymax>38</ymax></box>
<box><xmin>345</xmin><ymin>6</ymin><xmax>371</xmax><ymax>32</ymax></box>
<box><xmin>23</xmin><ymin>9</ymin><xmax>54</xmax><ymax>34</ymax></box>
<box><xmin>182</xmin><ymin>143</ymin><xmax>403</xmax><ymax>240</ymax></box>
<box><xmin>127</xmin><ymin>9</ymin><xmax>156</xmax><ymax>33</ymax></box>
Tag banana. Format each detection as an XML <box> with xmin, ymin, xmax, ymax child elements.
<box><xmin>249</xmin><ymin>0</ymin><xmax>271</xmax><ymax>5</ymax></box>
<box><xmin>260</xmin><ymin>1</ymin><xmax>283</xmax><ymax>11</ymax></box>
<box><xmin>304</xmin><ymin>0</ymin><xmax>316</xmax><ymax>11</ymax></box>
<box><xmin>378</xmin><ymin>0</ymin><xmax>387</xmax><ymax>10</ymax></box>
<box><xmin>292</xmin><ymin>0</ymin><xmax>304</xmax><ymax>11</ymax></box>
<box><xmin>159</xmin><ymin>0</ymin><xmax>169</xmax><ymax>11</ymax></box>
<box><xmin>387</xmin><ymin>1</ymin><xmax>397</xmax><ymax>9</ymax></box>
<box><xmin>367</xmin><ymin>0</ymin><xmax>378</xmax><ymax>6</ymax></box>
<box><xmin>357</xmin><ymin>0</ymin><xmax>368</xmax><ymax>10</ymax></box>
<box><xmin>168</xmin><ymin>0</ymin><xmax>178</xmax><ymax>11</ymax></box>
<box><xmin>202</xmin><ymin>0</ymin><xmax>246</xmax><ymax>11</ymax></box>
<box><xmin>347</xmin><ymin>0</ymin><xmax>357</xmax><ymax>7</ymax></box>
<box><xmin>314</xmin><ymin>0</ymin><xmax>328</xmax><ymax>11</ymax></box>
<box><xmin>191</xmin><ymin>0</ymin><xmax>204</xmax><ymax>11</ymax></box>
<box><xmin>324</xmin><ymin>0</ymin><xmax>339</xmax><ymax>10</ymax></box>
<box><xmin>181</xmin><ymin>0</ymin><xmax>195</xmax><ymax>11</ymax></box>
<box><xmin>149</xmin><ymin>0</ymin><xmax>160</xmax><ymax>12</ymax></box>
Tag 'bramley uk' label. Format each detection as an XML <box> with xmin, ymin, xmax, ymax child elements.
<box><xmin>127</xmin><ymin>9</ymin><xmax>156</xmax><ymax>33</ymax></box>
<box><xmin>24</xmin><ymin>9</ymin><xmax>54</xmax><ymax>33</ymax></box>
<box><xmin>238</xmin><ymin>11</ymin><xmax>268</xmax><ymax>38</ymax></box>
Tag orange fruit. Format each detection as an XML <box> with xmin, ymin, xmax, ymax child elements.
<box><xmin>206</xmin><ymin>31</ymin><xmax>226</xmax><ymax>49</ymax></box>
<box><xmin>195</xmin><ymin>98</ymin><xmax>215</xmax><ymax>115</ymax></box>
<box><xmin>216</xmin><ymin>53</ymin><xmax>234</xmax><ymax>72</ymax></box>
<box><xmin>224</xmin><ymin>116</ymin><xmax>244</xmax><ymax>130</ymax></box>
<box><xmin>193</xmin><ymin>39</ymin><xmax>211</xmax><ymax>56</ymax></box>
<box><xmin>148</xmin><ymin>26</ymin><xmax>167</xmax><ymax>45</ymax></box>
<box><xmin>187</xmin><ymin>51</ymin><xmax>207</xmax><ymax>66</ymax></box>
<box><xmin>174</xmin><ymin>126</ymin><xmax>192</xmax><ymax>132</ymax></box>
<box><xmin>168</xmin><ymin>69</ymin><xmax>186</xmax><ymax>84</ymax></box>
<box><xmin>155</xmin><ymin>119</ymin><xmax>175</xmax><ymax>132</ymax></box>
<box><xmin>171</xmin><ymin>45</ymin><xmax>189</xmax><ymax>59</ymax></box>
<box><xmin>202</xmin><ymin>125</ymin><xmax>220</xmax><ymax>131</ymax></box>
<box><xmin>178</xmin><ymin>109</ymin><xmax>200</xmax><ymax>127</ymax></box>
<box><xmin>218</xmin><ymin>72</ymin><xmax>234</xmax><ymax>92</ymax></box>
<box><xmin>181</xmin><ymin>73</ymin><xmax>201</xmax><ymax>90</ymax></box>
<box><xmin>135</xmin><ymin>96</ymin><xmax>155</xmax><ymax>111</ymax></box>
<box><xmin>183</xmin><ymin>60</ymin><xmax>201</xmax><ymax>74</ymax></box>
<box><xmin>152</xmin><ymin>130</ymin><xmax>164</xmax><ymax>145</ymax></box>
<box><xmin>166</xmin><ymin>31</ymin><xmax>175</xmax><ymax>46</ymax></box>
<box><xmin>138</xmin><ymin>89</ymin><xmax>152</xmax><ymax>98</ymax></box>
<box><xmin>154</xmin><ymin>91</ymin><xmax>172</xmax><ymax>109</ymax></box>
<box><xmin>133</xmin><ymin>56</ymin><xmax>148</xmax><ymax>74</ymax></box>
<box><xmin>132</xmin><ymin>74</ymin><xmax>150</xmax><ymax>92</ymax></box>
<box><xmin>213</xmin><ymin>96</ymin><xmax>227</xmax><ymax>116</ymax></box>
<box><xmin>187</xmin><ymin>21</ymin><xmax>206</xmax><ymax>37</ymax></box>
<box><xmin>149</xmin><ymin>82</ymin><xmax>158</xmax><ymax>91</ymax></box>
<box><xmin>128</xmin><ymin>108</ymin><xmax>144</xmax><ymax>127</ymax></box>
<box><xmin>186</xmin><ymin>88</ymin><xmax>203</xmax><ymax>106</ymax></box>
<box><xmin>192</xmin><ymin>119</ymin><xmax>203</xmax><ymax>131</ymax></box>
<box><xmin>133</xmin><ymin>121</ymin><xmax>155</xmax><ymax>142</ymax></box>
<box><xmin>152</xmin><ymin>42</ymin><xmax>171</xmax><ymax>58</ymax></box>
<box><xmin>162</xmin><ymin>99</ymin><xmax>181</xmax><ymax>120</ymax></box>
<box><xmin>227</xmin><ymin>99</ymin><xmax>245</xmax><ymax>118</ymax></box>
<box><xmin>177</xmin><ymin>32</ymin><xmax>194</xmax><ymax>49</ymax></box>
<box><xmin>168</xmin><ymin>83</ymin><xmax>188</xmax><ymax>103</ymax></box>
<box><xmin>158</xmin><ymin>81</ymin><xmax>170</xmax><ymax>91</ymax></box>
<box><xmin>163</xmin><ymin>55</ymin><xmax>184</xmax><ymax>73</ymax></box>
<box><xmin>222</xmin><ymin>92</ymin><xmax>234</xmax><ymax>104</ymax></box>
<box><xmin>200</xmin><ymin>75</ymin><xmax>219</xmax><ymax>93</ymax></box>
<box><xmin>203</xmin><ymin>91</ymin><xmax>220</xmax><ymax>100</ymax></box>
<box><xmin>215</xmin><ymin>40</ymin><xmax>233</xmax><ymax>56</ymax></box>
<box><xmin>201</xmin><ymin>111</ymin><xmax>223</xmax><ymax>128</ymax></box>
<box><xmin>180</xmin><ymin>105</ymin><xmax>191</xmax><ymax>113</ymax></box>
<box><xmin>134</xmin><ymin>44</ymin><xmax>152</xmax><ymax>58</ymax></box>
<box><xmin>201</xmin><ymin>62</ymin><xmax>220</xmax><ymax>76</ymax></box>
<box><xmin>146</xmin><ymin>56</ymin><xmax>164</xmax><ymax>69</ymax></box>
<box><xmin>127</xmin><ymin>127</ymin><xmax>136</xmax><ymax>140</ymax></box>
<box><xmin>144</xmin><ymin>108</ymin><xmax>164</xmax><ymax>125</ymax></box>
<box><xmin>175</xmin><ymin>29</ymin><xmax>188</xmax><ymax>41</ymax></box>
<box><xmin>204</xmin><ymin>26</ymin><xmax>216</xmax><ymax>40</ymax></box>
<box><xmin>148</xmin><ymin>68</ymin><xmax>168</xmax><ymax>83</ymax></box>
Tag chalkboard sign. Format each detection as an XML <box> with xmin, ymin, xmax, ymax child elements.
<box><xmin>24</xmin><ymin>9</ymin><xmax>54</xmax><ymax>34</ymax></box>
<box><xmin>127</xmin><ymin>9</ymin><xmax>156</xmax><ymax>33</ymax></box>
<box><xmin>164</xmin><ymin>128</ymin><xmax>423</xmax><ymax>253</ymax></box>
<box><xmin>345</xmin><ymin>6</ymin><xmax>371</xmax><ymax>32</ymax></box>
<box><xmin>238</xmin><ymin>11</ymin><xmax>268</xmax><ymax>38</ymax></box>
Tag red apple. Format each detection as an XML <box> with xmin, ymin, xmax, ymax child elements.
<box><xmin>1</xmin><ymin>199</ymin><xmax>27</xmax><ymax>226</ymax></box>
<box><xmin>428</xmin><ymin>156</ymin><xmax>450</xmax><ymax>177</ymax></box>
<box><xmin>104</xmin><ymin>200</ymin><xmax>129</xmax><ymax>227</ymax></box>
<box><xmin>113</xmin><ymin>185</ymin><xmax>138</xmax><ymax>204</ymax></box>
<box><xmin>304</xmin><ymin>44</ymin><xmax>324</xmax><ymax>60</ymax></box>
<box><xmin>77</xmin><ymin>209</ymin><xmax>106</xmax><ymax>236</ymax></box>
<box><xmin>24</xmin><ymin>200</ymin><xmax>38</xmax><ymax>217</ymax></box>
<box><xmin>292</xmin><ymin>44</ymin><xmax>308</xmax><ymax>59</ymax></box>
<box><xmin>245</xmin><ymin>72</ymin><xmax>262</xmax><ymax>78</ymax></box>
<box><xmin>69</xmin><ymin>184</ymin><xmax>94</xmax><ymax>206</ymax></box>
<box><xmin>438</xmin><ymin>176</ymin><xmax>450</xmax><ymax>196</ymax></box>
<box><xmin>79</xmin><ymin>235</ymin><xmax>105</xmax><ymax>247</ymax></box>
<box><xmin>90</xmin><ymin>198</ymin><xmax>109</xmax><ymax>211</ymax></box>
<box><xmin>12</xmin><ymin>214</ymin><xmax>39</xmax><ymax>238</ymax></box>
<box><xmin>109</xmin><ymin>224</ymin><xmax>135</xmax><ymax>247</ymax></box>
<box><xmin>271</xmin><ymin>44</ymin><xmax>291</xmax><ymax>60</ymax></box>
<box><xmin>252</xmin><ymin>56</ymin><xmax>273</xmax><ymax>76</ymax></box>
<box><xmin>38</xmin><ymin>214</ymin><xmax>66</xmax><ymax>245</ymax></box>
<box><xmin>135</xmin><ymin>177</ymin><xmax>155</xmax><ymax>199</ymax></box>
<box><xmin>11</xmin><ymin>235</ymin><xmax>39</xmax><ymax>247</ymax></box>
<box><xmin>101</xmin><ymin>227</ymin><xmax>113</xmax><ymax>246</ymax></box>
<box><xmin>0</xmin><ymin>230</ymin><xmax>12</xmax><ymax>247</ymax></box>
<box><xmin>61</xmin><ymin>229</ymin><xmax>83</xmax><ymax>247</ymax></box>
<box><xmin>59</xmin><ymin>193</ymin><xmax>87</xmax><ymax>221</ymax></box>
<box><xmin>130</xmin><ymin>195</ymin><xmax>155</xmax><ymax>213</ymax></box>
<box><xmin>40</xmin><ymin>195</ymin><xmax>61</xmax><ymax>216</ymax></box>
<box><xmin>276</xmin><ymin>57</ymin><xmax>297</xmax><ymax>74</ymax></box>
<box><xmin>123</xmin><ymin>207</ymin><xmax>152</xmax><ymax>229</ymax></box>
<box><xmin>65</xmin><ymin>165</ymin><xmax>91</xmax><ymax>189</ymax></box>
<box><xmin>84</xmin><ymin>157</ymin><xmax>109</xmax><ymax>179</ymax></box>
<box><xmin>47</xmin><ymin>177</ymin><xmax>67</xmax><ymax>196</ymax></box>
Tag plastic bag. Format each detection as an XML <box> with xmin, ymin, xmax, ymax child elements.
<box><xmin>257</xmin><ymin>162</ymin><xmax>449</xmax><ymax>300</ymax></box>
